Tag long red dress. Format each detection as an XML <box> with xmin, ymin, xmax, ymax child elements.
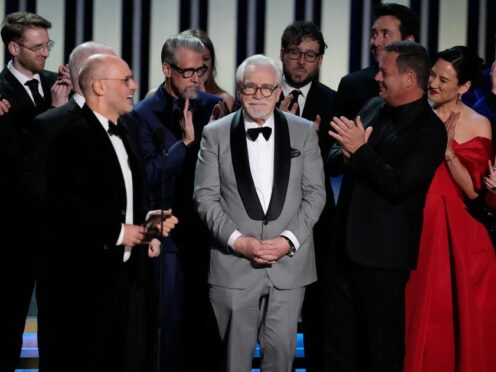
<box><xmin>405</xmin><ymin>136</ymin><xmax>496</xmax><ymax>372</ymax></box>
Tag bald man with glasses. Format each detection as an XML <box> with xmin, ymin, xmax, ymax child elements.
<box><xmin>129</xmin><ymin>34</ymin><xmax>221</xmax><ymax>372</ymax></box>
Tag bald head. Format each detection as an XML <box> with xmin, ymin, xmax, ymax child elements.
<box><xmin>79</xmin><ymin>54</ymin><xmax>137</xmax><ymax>122</ymax></box>
<box><xmin>69</xmin><ymin>41</ymin><xmax>115</xmax><ymax>93</ymax></box>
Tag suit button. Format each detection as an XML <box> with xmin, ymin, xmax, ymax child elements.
<box><xmin>263</xmin><ymin>219</ymin><xmax>268</xmax><ymax>225</ymax></box>
<box><xmin>121</xmin><ymin>209</ymin><xmax>126</xmax><ymax>216</ymax></box>
<box><xmin>103</xmin><ymin>244</ymin><xmax>109</xmax><ymax>250</ymax></box>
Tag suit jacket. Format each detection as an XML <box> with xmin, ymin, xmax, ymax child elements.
<box><xmin>0</xmin><ymin>67</ymin><xmax>57</xmax><ymax>118</ymax></box>
<box><xmin>194</xmin><ymin>109</ymin><xmax>326</xmax><ymax>290</ymax></box>
<box><xmin>44</xmin><ymin>104</ymin><xmax>150</xmax><ymax>370</ymax></box>
<box><xmin>130</xmin><ymin>85</ymin><xmax>220</xmax><ymax>253</ymax></box>
<box><xmin>328</xmin><ymin>97</ymin><xmax>447</xmax><ymax>271</ymax></box>
<box><xmin>333</xmin><ymin>65</ymin><xmax>379</xmax><ymax>120</ymax></box>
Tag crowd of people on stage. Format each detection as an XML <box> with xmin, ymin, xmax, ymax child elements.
<box><xmin>0</xmin><ymin>3</ymin><xmax>495</xmax><ymax>372</ymax></box>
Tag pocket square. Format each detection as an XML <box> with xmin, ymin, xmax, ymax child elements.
<box><xmin>290</xmin><ymin>148</ymin><xmax>301</xmax><ymax>158</ymax></box>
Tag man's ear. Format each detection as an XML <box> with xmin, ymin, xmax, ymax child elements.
<box><xmin>162</xmin><ymin>63</ymin><xmax>172</xmax><ymax>79</ymax></box>
<box><xmin>279</xmin><ymin>48</ymin><xmax>285</xmax><ymax>61</ymax></box>
<box><xmin>92</xmin><ymin>79</ymin><xmax>105</xmax><ymax>96</ymax></box>
<box><xmin>405</xmin><ymin>35</ymin><xmax>415</xmax><ymax>42</ymax></box>
<box><xmin>8</xmin><ymin>41</ymin><xmax>19</xmax><ymax>56</ymax></box>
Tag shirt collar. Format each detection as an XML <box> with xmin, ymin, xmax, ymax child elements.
<box><xmin>92</xmin><ymin>110</ymin><xmax>111</xmax><ymax>132</ymax></box>
<box><xmin>7</xmin><ymin>60</ymin><xmax>41</xmax><ymax>86</ymax></box>
<box><xmin>73</xmin><ymin>93</ymin><xmax>85</xmax><ymax>108</ymax></box>
<box><xmin>282</xmin><ymin>78</ymin><xmax>312</xmax><ymax>99</ymax></box>
<box><xmin>243</xmin><ymin>111</ymin><xmax>275</xmax><ymax>130</ymax></box>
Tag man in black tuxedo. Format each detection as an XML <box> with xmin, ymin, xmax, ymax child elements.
<box><xmin>278</xmin><ymin>20</ymin><xmax>336</xmax><ymax>372</ymax></box>
<box><xmin>0</xmin><ymin>11</ymin><xmax>71</xmax><ymax>115</ymax></box>
<box><xmin>334</xmin><ymin>3</ymin><xmax>419</xmax><ymax>120</ymax></box>
<box><xmin>44</xmin><ymin>54</ymin><xmax>177</xmax><ymax>372</ymax></box>
<box><xmin>325</xmin><ymin>41</ymin><xmax>447</xmax><ymax>372</ymax></box>
<box><xmin>0</xmin><ymin>11</ymin><xmax>71</xmax><ymax>371</ymax></box>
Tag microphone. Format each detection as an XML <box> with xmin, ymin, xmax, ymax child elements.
<box><xmin>152</xmin><ymin>126</ymin><xmax>167</xmax><ymax>372</ymax></box>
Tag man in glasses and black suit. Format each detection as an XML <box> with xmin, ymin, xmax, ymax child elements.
<box><xmin>130</xmin><ymin>34</ymin><xmax>220</xmax><ymax>371</ymax></box>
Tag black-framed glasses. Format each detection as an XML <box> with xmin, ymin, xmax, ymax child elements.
<box><xmin>99</xmin><ymin>77</ymin><xmax>135</xmax><ymax>87</ymax></box>
<box><xmin>240</xmin><ymin>84</ymin><xmax>279</xmax><ymax>97</ymax></box>
<box><xmin>16</xmin><ymin>40</ymin><xmax>55</xmax><ymax>53</ymax></box>
<box><xmin>170</xmin><ymin>64</ymin><xmax>208</xmax><ymax>78</ymax></box>
<box><xmin>284</xmin><ymin>48</ymin><xmax>320</xmax><ymax>62</ymax></box>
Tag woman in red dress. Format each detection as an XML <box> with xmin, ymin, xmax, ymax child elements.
<box><xmin>404</xmin><ymin>46</ymin><xmax>496</xmax><ymax>372</ymax></box>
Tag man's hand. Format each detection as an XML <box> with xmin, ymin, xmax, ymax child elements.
<box><xmin>279</xmin><ymin>94</ymin><xmax>299</xmax><ymax>115</ymax></box>
<box><xmin>233</xmin><ymin>236</ymin><xmax>277</xmax><ymax>264</ymax></box>
<box><xmin>122</xmin><ymin>224</ymin><xmax>145</xmax><ymax>246</ymax></box>
<box><xmin>157</xmin><ymin>210</ymin><xmax>178</xmax><ymax>237</ymax></box>
<box><xmin>181</xmin><ymin>98</ymin><xmax>195</xmax><ymax>146</ymax></box>
<box><xmin>0</xmin><ymin>98</ymin><xmax>11</xmax><ymax>115</ymax></box>
<box><xmin>258</xmin><ymin>237</ymin><xmax>292</xmax><ymax>263</ymax></box>
<box><xmin>328</xmin><ymin>115</ymin><xmax>373</xmax><ymax>156</ymax></box>
<box><xmin>148</xmin><ymin>238</ymin><xmax>161</xmax><ymax>257</ymax></box>
<box><xmin>51</xmin><ymin>64</ymin><xmax>72</xmax><ymax>107</ymax></box>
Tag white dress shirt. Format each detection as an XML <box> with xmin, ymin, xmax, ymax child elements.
<box><xmin>93</xmin><ymin>111</ymin><xmax>134</xmax><ymax>262</ymax></box>
<box><xmin>7</xmin><ymin>60</ymin><xmax>44</xmax><ymax>104</ymax></box>
<box><xmin>282</xmin><ymin>79</ymin><xmax>312</xmax><ymax>116</ymax></box>
<box><xmin>228</xmin><ymin>112</ymin><xmax>300</xmax><ymax>252</ymax></box>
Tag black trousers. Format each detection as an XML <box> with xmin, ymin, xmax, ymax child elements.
<box><xmin>324</xmin><ymin>260</ymin><xmax>410</xmax><ymax>372</ymax></box>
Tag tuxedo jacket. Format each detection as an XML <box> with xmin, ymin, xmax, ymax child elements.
<box><xmin>0</xmin><ymin>67</ymin><xmax>57</xmax><ymax>118</ymax></box>
<box><xmin>328</xmin><ymin>97</ymin><xmax>447</xmax><ymax>271</ymax></box>
<box><xmin>44</xmin><ymin>104</ymin><xmax>150</xmax><ymax>370</ymax></box>
<box><xmin>130</xmin><ymin>85</ymin><xmax>220</xmax><ymax>253</ymax></box>
<box><xmin>194</xmin><ymin>109</ymin><xmax>326</xmax><ymax>290</ymax></box>
<box><xmin>334</xmin><ymin>65</ymin><xmax>379</xmax><ymax>120</ymax></box>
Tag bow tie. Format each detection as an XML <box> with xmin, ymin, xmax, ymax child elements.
<box><xmin>246</xmin><ymin>127</ymin><xmax>272</xmax><ymax>141</ymax></box>
<box><xmin>108</xmin><ymin>121</ymin><xmax>127</xmax><ymax>138</ymax></box>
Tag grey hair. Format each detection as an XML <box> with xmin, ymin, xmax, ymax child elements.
<box><xmin>69</xmin><ymin>41</ymin><xmax>115</xmax><ymax>89</ymax></box>
<box><xmin>235</xmin><ymin>54</ymin><xmax>283</xmax><ymax>85</ymax></box>
<box><xmin>161</xmin><ymin>34</ymin><xmax>204</xmax><ymax>65</ymax></box>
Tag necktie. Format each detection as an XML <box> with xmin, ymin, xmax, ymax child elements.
<box><xmin>246</xmin><ymin>127</ymin><xmax>272</xmax><ymax>141</ymax></box>
<box><xmin>108</xmin><ymin>121</ymin><xmax>128</xmax><ymax>138</ymax></box>
<box><xmin>289</xmin><ymin>89</ymin><xmax>301</xmax><ymax>116</ymax></box>
<box><xmin>25</xmin><ymin>79</ymin><xmax>45</xmax><ymax>108</ymax></box>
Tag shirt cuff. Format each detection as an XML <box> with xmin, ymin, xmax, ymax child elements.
<box><xmin>228</xmin><ymin>229</ymin><xmax>242</xmax><ymax>250</ymax></box>
<box><xmin>116</xmin><ymin>223</ymin><xmax>124</xmax><ymax>246</ymax></box>
<box><xmin>280</xmin><ymin>230</ymin><xmax>300</xmax><ymax>251</ymax></box>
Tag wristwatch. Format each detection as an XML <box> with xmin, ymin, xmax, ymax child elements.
<box><xmin>281</xmin><ymin>236</ymin><xmax>296</xmax><ymax>257</ymax></box>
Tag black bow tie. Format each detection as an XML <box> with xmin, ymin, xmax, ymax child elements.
<box><xmin>108</xmin><ymin>121</ymin><xmax>127</xmax><ymax>138</ymax></box>
<box><xmin>246</xmin><ymin>127</ymin><xmax>272</xmax><ymax>141</ymax></box>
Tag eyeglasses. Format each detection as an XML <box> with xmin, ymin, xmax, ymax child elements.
<box><xmin>284</xmin><ymin>48</ymin><xmax>320</xmax><ymax>62</ymax></box>
<box><xmin>16</xmin><ymin>40</ymin><xmax>55</xmax><ymax>53</ymax></box>
<box><xmin>240</xmin><ymin>84</ymin><xmax>279</xmax><ymax>97</ymax></box>
<box><xmin>99</xmin><ymin>77</ymin><xmax>135</xmax><ymax>87</ymax></box>
<box><xmin>170</xmin><ymin>63</ymin><xmax>208</xmax><ymax>78</ymax></box>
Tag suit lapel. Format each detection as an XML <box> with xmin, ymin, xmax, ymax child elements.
<box><xmin>230</xmin><ymin>109</ymin><xmax>291</xmax><ymax>222</ymax></box>
<box><xmin>81</xmin><ymin>105</ymin><xmax>127</xmax><ymax>211</ymax></box>
<box><xmin>265</xmin><ymin>109</ymin><xmax>290</xmax><ymax>221</ymax></box>
<box><xmin>230</xmin><ymin>110</ymin><xmax>265</xmax><ymax>220</ymax></box>
<box><xmin>301</xmin><ymin>82</ymin><xmax>318</xmax><ymax>121</ymax></box>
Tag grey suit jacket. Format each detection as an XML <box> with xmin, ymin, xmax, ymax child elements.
<box><xmin>194</xmin><ymin>109</ymin><xmax>326</xmax><ymax>290</ymax></box>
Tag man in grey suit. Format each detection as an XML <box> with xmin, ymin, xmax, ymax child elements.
<box><xmin>194</xmin><ymin>54</ymin><xmax>326</xmax><ymax>372</ymax></box>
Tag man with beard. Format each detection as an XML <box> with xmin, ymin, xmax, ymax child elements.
<box><xmin>334</xmin><ymin>3</ymin><xmax>419</xmax><ymax>120</ymax></box>
<box><xmin>130</xmin><ymin>34</ymin><xmax>220</xmax><ymax>372</ymax></box>
<box><xmin>194</xmin><ymin>54</ymin><xmax>325</xmax><ymax>372</ymax></box>
<box><xmin>278</xmin><ymin>21</ymin><xmax>336</xmax><ymax>371</ymax></box>
<box><xmin>0</xmin><ymin>11</ymin><xmax>71</xmax><ymax>371</ymax></box>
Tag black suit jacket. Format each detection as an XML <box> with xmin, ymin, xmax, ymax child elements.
<box><xmin>328</xmin><ymin>97</ymin><xmax>447</xmax><ymax>270</ymax></box>
<box><xmin>45</xmin><ymin>104</ymin><xmax>150</xmax><ymax>370</ymax></box>
<box><xmin>0</xmin><ymin>67</ymin><xmax>57</xmax><ymax>118</ymax></box>
<box><xmin>334</xmin><ymin>65</ymin><xmax>379</xmax><ymax>120</ymax></box>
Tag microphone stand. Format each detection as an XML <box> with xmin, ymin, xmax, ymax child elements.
<box><xmin>155</xmin><ymin>142</ymin><xmax>167</xmax><ymax>372</ymax></box>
